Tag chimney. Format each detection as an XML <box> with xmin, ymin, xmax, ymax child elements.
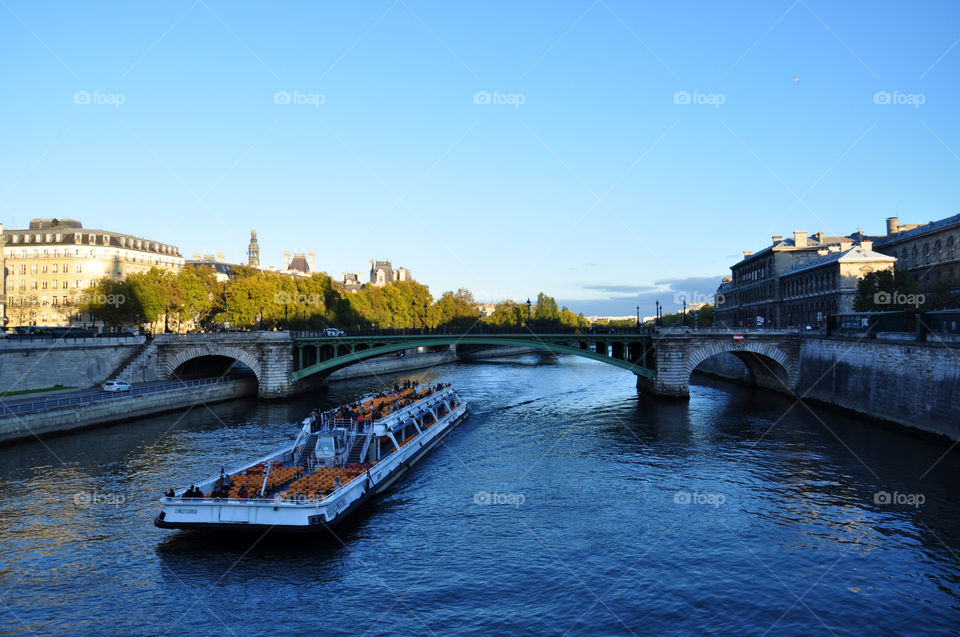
<box><xmin>309</xmin><ymin>251</ymin><xmax>316</xmax><ymax>273</ymax></box>
<box><xmin>192</xmin><ymin>253</ymin><xmax>201</xmax><ymax>261</ymax></box>
<box><xmin>216</xmin><ymin>252</ymin><xmax>225</xmax><ymax>263</ymax></box>
<box><xmin>860</xmin><ymin>239</ymin><xmax>873</xmax><ymax>251</ymax></box>
<box><xmin>840</xmin><ymin>239</ymin><xmax>853</xmax><ymax>251</ymax></box>
<box><xmin>793</xmin><ymin>231</ymin><xmax>808</xmax><ymax>247</ymax></box>
<box><xmin>772</xmin><ymin>235</ymin><xmax>782</xmax><ymax>244</ymax></box>
<box><xmin>886</xmin><ymin>217</ymin><xmax>900</xmax><ymax>235</ymax></box>
<box><xmin>284</xmin><ymin>251</ymin><xmax>291</xmax><ymax>270</ymax></box>
<box><xmin>743</xmin><ymin>250</ymin><xmax>753</xmax><ymax>258</ymax></box>
<box><xmin>817</xmin><ymin>248</ymin><xmax>829</xmax><ymax>256</ymax></box>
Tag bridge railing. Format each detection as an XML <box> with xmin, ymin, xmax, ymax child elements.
<box><xmin>291</xmin><ymin>326</ymin><xmax>656</xmax><ymax>338</ymax></box>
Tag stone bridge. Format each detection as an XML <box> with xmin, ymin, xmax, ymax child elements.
<box><xmin>147</xmin><ymin>329</ymin><xmax>802</xmax><ymax>399</ymax></box>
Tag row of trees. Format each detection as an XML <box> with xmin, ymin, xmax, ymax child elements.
<box><xmin>854</xmin><ymin>270</ymin><xmax>960</xmax><ymax>312</ymax></box>
<box><xmin>79</xmin><ymin>266</ymin><xmax>598</xmax><ymax>332</ymax></box>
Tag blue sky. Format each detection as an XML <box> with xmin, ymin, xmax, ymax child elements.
<box><xmin>2</xmin><ymin>1</ymin><xmax>958</xmax><ymax>315</ymax></box>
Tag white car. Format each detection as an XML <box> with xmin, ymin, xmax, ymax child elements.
<box><xmin>102</xmin><ymin>380</ymin><xmax>132</xmax><ymax>392</ymax></box>
<box><xmin>322</xmin><ymin>328</ymin><xmax>346</xmax><ymax>337</ymax></box>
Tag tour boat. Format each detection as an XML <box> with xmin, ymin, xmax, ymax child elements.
<box><xmin>154</xmin><ymin>382</ymin><xmax>468</xmax><ymax>532</ymax></box>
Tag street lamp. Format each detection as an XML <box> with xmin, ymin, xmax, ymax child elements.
<box><xmin>655</xmin><ymin>300</ymin><xmax>661</xmax><ymax>327</ymax></box>
<box><xmin>682</xmin><ymin>299</ymin><xmax>687</xmax><ymax>326</ymax></box>
<box><xmin>636</xmin><ymin>305</ymin><xmax>640</xmax><ymax>328</ymax></box>
<box><xmin>526</xmin><ymin>298</ymin><xmax>532</xmax><ymax>329</ymax></box>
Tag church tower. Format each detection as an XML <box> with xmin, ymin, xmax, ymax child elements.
<box><xmin>247</xmin><ymin>229</ymin><xmax>260</xmax><ymax>267</ymax></box>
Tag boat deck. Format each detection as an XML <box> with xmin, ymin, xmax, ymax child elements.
<box><xmin>187</xmin><ymin>383</ymin><xmax>454</xmax><ymax>504</ymax></box>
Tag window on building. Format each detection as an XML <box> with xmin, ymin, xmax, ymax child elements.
<box><xmin>18</xmin><ymin>280</ymin><xmax>25</xmax><ymax>291</ymax></box>
<box><xmin>88</xmin><ymin>234</ymin><xmax>95</xmax><ymax>244</ymax></box>
<box><xmin>52</xmin><ymin>264</ymin><xmax>58</xmax><ymax>274</ymax></box>
<box><xmin>62</xmin><ymin>280</ymin><xmax>68</xmax><ymax>289</ymax></box>
<box><xmin>923</xmin><ymin>243</ymin><xmax>930</xmax><ymax>265</ymax></box>
<box><xmin>31</xmin><ymin>281</ymin><xmax>38</xmax><ymax>290</ymax></box>
<box><xmin>41</xmin><ymin>265</ymin><xmax>47</xmax><ymax>274</ymax></box>
<box><xmin>56</xmin><ymin>233</ymin><xmax>63</xmax><ymax>242</ymax></box>
<box><xmin>75</xmin><ymin>264</ymin><xmax>82</xmax><ymax>273</ymax></box>
<box><xmin>30</xmin><ymin>264</ymin><xmax>37</xmax><ymax>274</ymax></box>
<box><xmin>19</xmin><ymin>264</ymin><xmax>26</xmax><ymax>275</ymax></box>
<box><xmin>75</xmin><ymin>280</ymin><xmax>81</xmax><ymax>289</ymax></box>
<box><xmin>41</xmin><ymin>281</ymin><xmax>47</xmax><ymax>290</ymax></box>
<box><xmin>62</xmin><ymin>263</ymin><xmax>68</xmax><ymax>272</ymax></box>
<box><xmin>948</xmin><ymin>237</ymin><xmax>956</xmax><ymax>260</ymax></box>
<box><xmin>935</xmin><ymin>240</ymin><xmax>942</xmax><ymax>263</ymax></box>
<box><xmin>51</xmin><ymin>280</ymin><xmax>57</xmax><ymax>289</ymax></box>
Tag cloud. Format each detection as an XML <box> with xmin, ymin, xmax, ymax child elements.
<box><xmin>581</xmin><ymin>283</ymin><xmax>658</xmax><ymax>295</ymax></box>
<box><xmin>561</xmin><ymin>273</ymin><xmax>726</xmax><ymax>316</ymax></box>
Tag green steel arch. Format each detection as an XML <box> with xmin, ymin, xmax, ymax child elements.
<box><xmin>291</xmin><ymin>334</ymin><xmax>655</xmax><ymax>381</ymax></box>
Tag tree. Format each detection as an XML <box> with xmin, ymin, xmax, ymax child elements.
<box><xmin>532</xmin><ymin>292</ymin><xmax>560</xmax><ymax>326</ymax></box>
<box><xmin>853</xmin><ymin>270</ymin><xmax>918</xmax><ymax>312</ymax></box>
<box><xmin>434</xmin><ymin>289</ymin><xmax>479</xmax><ymax>328</ymax></box>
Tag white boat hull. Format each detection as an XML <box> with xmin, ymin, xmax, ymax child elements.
<box><xmin>155</xmin><ymin>400</ymin><xmax>468</xmax><ymax>533</ymax></box>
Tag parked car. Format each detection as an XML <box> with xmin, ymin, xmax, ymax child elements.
<box><xmin>322</xmin><ymin>328</ymin><xmax>346</xmax><ymax>337</ymax></box>
<box><xmin>102</xmin><ymin>380</ymin><xmax>132</xmax><ymax>393</ymax></box>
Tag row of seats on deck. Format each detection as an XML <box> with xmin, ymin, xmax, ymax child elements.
<box><xmin>278</xmin><ymin>464</ymin><xmax>372</xmax><ymax>501</ymax></box>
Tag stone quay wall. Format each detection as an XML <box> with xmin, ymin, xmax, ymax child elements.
<box><xmin>0</xmin><ymin>378</ymin><xmax>256</xmax><ymax>445</ymax></box>
<box><xmin>0</xmin><ymin>337</ymin><xmax>144</xmax><ymax>392</ymax></box>
<box><xmin>796</xmin><ymin>337</ymin><xmax>960</xmax><ymax>439</ymax></box>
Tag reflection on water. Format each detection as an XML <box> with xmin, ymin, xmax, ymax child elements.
<box><xmin>0</xmin><ymin>355</ymin><xmax>958</xmax><ymax>635</ymax></box>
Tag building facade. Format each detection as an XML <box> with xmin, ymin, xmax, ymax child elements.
<box><xmin>714</xmin><ymin>230</ymin><xmax>866</xmax><ymax>327</ymax></box>
<box><xmin>780</xmin><ymin>243</ymin><xmax>896</xmax><ymax>327</ymax></box>
<box><xmin>872</xmin><ymin>214</ymin><xmax>960</xmax><ymax>284</ymax></box>
<box><xmin>2</xmin><ymin>218</ymin><xmax>183</xmax><ymax>327</ymax></box>
<box><xmin>369</xmin><ymin>260</ymin><xmax>412</xmax><ymax>286</ymax></box>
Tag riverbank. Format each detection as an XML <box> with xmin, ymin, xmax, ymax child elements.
<box><xmin>0</xmin><ymin>378</ymin><xmax>256</xmax><ymax>445</ymax></box>
<box><xmin>691</xmin><ymin>341</ymin><xmax>960</xmax><ymax>441</ymax></box>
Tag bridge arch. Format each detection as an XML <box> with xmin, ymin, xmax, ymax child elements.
<box><xmin>292</xmin><ymin>336</ymin><xmax>656</xmax><ymax>381</ymax></box>
<box><xmin>685</xmin><ymin>341</ymin><xmax>798</xmax><ymax>393</ymax></box>
<box><xmin>165</xmin><ymin>346</ymin><xmax>263</xmax><ymax>385</ymax></box>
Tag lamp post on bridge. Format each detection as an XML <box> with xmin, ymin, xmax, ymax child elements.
<box><xmin>526</xmin><ymin>298</ymin><xmax>532</xmax><ymax>330</ymax></box>
<box><xmin>682</xmin><ymin>298</ymin><xmax>687</xmax><ymax>326</ymax></box>
<box><xmin>636</xmin><ymin>305</ymin><xmax>640</xmax><ymax>328</ymax></box>
<box><xmin>655</xmin><ymin>300</ymin><xmax>661</xmax><ymax>327</ymax></box>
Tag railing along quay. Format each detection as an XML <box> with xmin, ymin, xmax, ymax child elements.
<box><xmin>0</xmin><ymin>376</ymin><xmax>240</xmax><ymax>418</ymax></box>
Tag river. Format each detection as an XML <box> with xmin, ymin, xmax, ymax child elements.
<box><xmin>0</xmin><ymin>353</ymin><xmax>957</xmax><ymax>635</ymax></box>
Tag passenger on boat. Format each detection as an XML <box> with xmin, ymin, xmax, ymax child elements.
<box><xmin>333</xmin><ymin>476</ymin><xmax>342</xmax><ymax>490</ymax></box>
<box><xmin>164</xmin><ymin>488</ymin><xmax>175</xmax><ymax>498</ymax></box>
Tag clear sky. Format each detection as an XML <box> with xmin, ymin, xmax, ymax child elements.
<box><xmin>2</xmin><ymin>1</ymin><xmax>958</xmax><ymax>315</ymax></box>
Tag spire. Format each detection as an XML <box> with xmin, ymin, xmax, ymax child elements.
<box><xmin>247</xmin><ymin>229</ymin><xmax>260</xmax><ymax>267</ymax></box>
